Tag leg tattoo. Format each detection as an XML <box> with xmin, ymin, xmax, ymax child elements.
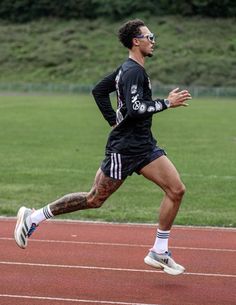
<box><xmin>87</xmin><ymin>169</ymin><xmax>124</xmax><ymax>208</ymax></box>
<box><xmin>50</xmin><ymin>192</ymin><xmax>89</xmax><ymax>216</ymax></box>
<box><xmin>49</xmin><ymin>168</ymin><xmax>124</xmax><ymax>216</ymax></box>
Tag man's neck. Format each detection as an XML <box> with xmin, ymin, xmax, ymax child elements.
<box><xmin>129</xmin><ymin>51</ymin><xmax>145</xmax><ymax>67</ymax></box>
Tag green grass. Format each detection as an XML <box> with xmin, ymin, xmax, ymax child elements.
<box><xmin>0</xmin><ymin>94</ymin><xmax>235</xmax><ymax>226</ymax></box>
<box><xmin>0</xmin><ymin>16</ymin><xmax>236</xmax><ymax>86</ymax></box>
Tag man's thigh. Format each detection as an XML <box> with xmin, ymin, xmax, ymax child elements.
<box><xmin>139</xmin><ymin>155</ymin><xmax>182</xmax><ymax>191</ymax></box>
<box><xmin>88</xmin><ymin>168</ymin><xmax>125</xmax><ymax>204</ymax></box>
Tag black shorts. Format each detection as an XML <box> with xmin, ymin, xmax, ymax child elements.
<box><xmin>101</xmin><ymin>146</ymin><xmax>166</xmax><ymax>180</ymax></box>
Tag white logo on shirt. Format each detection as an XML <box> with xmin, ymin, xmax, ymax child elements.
<box><xmin>133</xmin><ymin>101</ymin><xmax>141</xmax><ymax>110</ymax></box>
<box><xmin>131</xmin><ymin>94</ymin><xmax>141</xmax><ymax>110</ymax></box>
<box><xmin>155</xmin><ymin>101</ymin><xmax>163</xmax><ymax>111</ymax></box>
<box><xmin>138</xmin><ymin>103</ymin><xmax>147</xmax><ymax>113</ymax></box>
<box><xmin>148</xmin><ymin>77</ymin><xmax>152</xmax><ymax>90</ymax></box>
<box><xmin>147</xmin><ymin>106</ymin><xmax>155</xmax><ymax>112</ymax></box>
<box><xmin>131</xmin><ymin>84</ymin><xmax>137</xmax><ymax>94</ymax></box>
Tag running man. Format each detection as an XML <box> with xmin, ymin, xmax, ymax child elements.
<box><xmin>14</xmin><ymin>19</ymin><xmax>192</xmax><ymax>275</ymax></box>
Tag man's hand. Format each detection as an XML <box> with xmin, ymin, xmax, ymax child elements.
<box><xmin>167</xmin><ymin>88</ymin><xmax>192</xmax><ymax>108</ymax></box>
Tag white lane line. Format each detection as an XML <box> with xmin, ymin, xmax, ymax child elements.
<box><xmin>1</xmin><ymin>216</ymin><xmax>236</xmax><ymax>231</ymax></box>
<box><xmin>0</xmin><ymin>261</ymin><xmax>235</xmax><ymax>278</ymax></box>
<box><xmin>0</xmin><ymin>294</ymin><xmax>162</xmax><ymax>305</ymax></box>
<box><xmin>0</xmin><ymin>237</ymin><xmax>235</xmax><ymax>252</ymax></box>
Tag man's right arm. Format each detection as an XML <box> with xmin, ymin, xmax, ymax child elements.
<box><xmin>123</xmin><ymin>67</ymin><xmax>168</xmax><ymax>118</ymax></box>
<box><xmin>123</xmin><ymin>68</ymin><xmax>192</xmax><ymax>118</ymax></box>
<box><xmin>92</xmin><ymin>69</ymin><xmax>119</xmax><ymax>127</ymax></box>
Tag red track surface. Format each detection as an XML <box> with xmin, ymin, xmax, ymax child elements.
<box><xmin>0</xmin><ymin>218</ymin><xmax>235</xmax><ymax>305</ymax></box>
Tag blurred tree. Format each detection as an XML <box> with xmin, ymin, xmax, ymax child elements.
<box><xmin>192</xmin><ymin>0</ymin><xmax>236</xmax><ymax>17</ymax></box>
<box><xmin>0</xmin><ymin>0</ymin><xmax>235</xmax><ymax>22</ymax></box>
<box><xmin>92</xmin><ymin>0</ymin><xmax>156</xmax><ymax>18</ymax></box>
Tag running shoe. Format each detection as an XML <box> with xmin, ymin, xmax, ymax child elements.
<box><xmin>144</xmin><ymin>250</ymin><xmax>185</xmax><ymax>275</ymax></box>
<box><xmin>14</xmin><ymin>206</ymin><xmax>37</xmax><ymax>249</ymax></box>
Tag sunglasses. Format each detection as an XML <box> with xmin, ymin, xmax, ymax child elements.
<box><xmin>135</xmin><ymin>33</ymin><xmax>156</xmax><ymax>43</ymax></box>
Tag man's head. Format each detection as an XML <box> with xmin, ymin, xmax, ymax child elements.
<box><xmin>118</xmin><ymin>19</ymin><xmax>155</xmax><ymax>57</ymax></box>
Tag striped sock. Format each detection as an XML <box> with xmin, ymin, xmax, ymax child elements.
<box><xmin>152</xmin><ymin>229</ymin><xmax>170</xmax><ymax>254</ymax></box>
<box><xmin>30</xmin><ymin>205</ymin><xmax>54</xmax><ymax>225</ymax></box>
<box><xmin>43</xmin><ymin>205</ymin><xmax>53</xmax><ymax>219</ymax></box>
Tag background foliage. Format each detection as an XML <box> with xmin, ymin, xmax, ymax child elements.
<box><xmin>0</xmin><ymin>0</ymin><xmax>235</xmax><ymax>22</ymax></box>
<box><xmin>0</xmin><ymin>17</ymin><xmax>235</xmax><ymax>87</ymax></box>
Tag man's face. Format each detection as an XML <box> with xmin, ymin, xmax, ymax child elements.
<box><xmin>134</xmin><ymin>26</ymin><xmax>156</xmax><ymax>57</ymax></box>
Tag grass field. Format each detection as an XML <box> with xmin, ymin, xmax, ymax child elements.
<box><xmin>0</xmin><ymin>94</ymin><xmax>235</xmax><ymax>227</ymax></box>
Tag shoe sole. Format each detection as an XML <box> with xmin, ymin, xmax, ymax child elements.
<box><xmin>14</xmin><ymin>207</ymin><xmax>29</xmax><ymax>249</ymax></box>
<box><xmin>144</xmin><ymin>255</ymin><xmax>185</xmax><ymax>276</ymax></box>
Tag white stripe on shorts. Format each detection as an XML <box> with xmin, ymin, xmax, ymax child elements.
<box><xmin>117</xmin><ymin>153</ymin><xmax>122</xmax><ymax>180</ymax></box>
<box><xmin>110</xmin><ymin>153</ymin><xmax>122</xmax><ymax>180</ymax></box>
<box><xmin>110</xmin><ymin>153</ymin><xmax>114</xmax><ymax>178</ymax></box>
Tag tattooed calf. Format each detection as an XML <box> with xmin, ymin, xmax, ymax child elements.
<box><xmin>49</xmin><ymin>169</ymin><xmax>124</xmax><ymax>216</ymax></box>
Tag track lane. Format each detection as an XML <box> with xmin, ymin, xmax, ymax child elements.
<box><xmin>0</xmin><ymin>239</ymin><xmax>235</xmax><ymax>275</ymax></box>
<box><xmin>0</xmin><ymin>219</ymin><xmax>235</xmax><ymax>305</ymax></box>
<box><xmin>0</xmin><ymin>263</ymin><xmax>235</xmax><ymax>305</ymax></box>
<box><xmin>1</xmin><ymin>219</ymin><xmax>236</xmax><ymax>249</ymax></box>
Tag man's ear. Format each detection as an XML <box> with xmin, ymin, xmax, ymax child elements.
<box><xmin>132</xmin><ymin>38</ymin><xmax>140</xmax><ymax>47</ymax></box>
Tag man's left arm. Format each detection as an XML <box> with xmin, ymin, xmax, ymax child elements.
<box><xmin>92</xmin><ymin>69</ymin><xmax>119</xmax><ymax>127</ymax></box>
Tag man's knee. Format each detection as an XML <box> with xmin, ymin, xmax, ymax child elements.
<box><xmin>86</xmin><ymin>172</ymin><xmax>123</xmax><ymax>208</ymax></box>
<box><xmin>87</xmin><ymin>199</ymin><xmax>104</xmax><ymax>208</ymax></box>
<box><xmin>86</xmin><ymin>189</ymin><xmax>107</xmax><ymax>208</ymax></box>
<box><xmin>168</xmin><ymin>182</ymin><xmax>186</xmax><ymax>202</ymax></box>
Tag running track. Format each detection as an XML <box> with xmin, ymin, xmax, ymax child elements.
<box><xmin>0</xmin><ymin>218</ymin><xmax>235</xmax><ymax>305</ymax></box>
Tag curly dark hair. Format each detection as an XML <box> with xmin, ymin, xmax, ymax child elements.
<box><xmin>118</xmin><ymin>19</ymin><xmax>145</xmax><ymax>49</ymax></box>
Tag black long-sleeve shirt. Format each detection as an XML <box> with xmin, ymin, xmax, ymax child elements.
<box><xmin>92</xmin><ymin>58</ymin><xmax>168</xmax><ymax>155</ymax></box>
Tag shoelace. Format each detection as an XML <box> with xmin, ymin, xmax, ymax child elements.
<box><xmin>27</xmin><ymin>223</ymin><xmax>37</xmax><ymax>237</ymax></box>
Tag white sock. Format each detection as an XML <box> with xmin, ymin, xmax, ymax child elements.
<box><xmin>152</xmin><ymin>229</ymin><xmax>170</xmax><ymax>254</ymax></box>
<box><xmin>30</xmin><ymin>205</ymin><xmax>53</xmax><ymax>225</ymax></box>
